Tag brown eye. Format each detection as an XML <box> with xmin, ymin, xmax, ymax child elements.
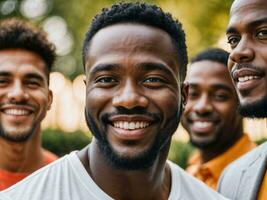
<box><xmin>95</xmin><ymin>76</ymin><xmax>117</xmax><ymax>83</ymax></box>
<box><xmin>257</xmin><ymin>30</ymin><xmax>267</xmax><ymax>39</ymax></box>
<box><xmin>227</xmin><ymin>35</ymin><xmax>240</xmax><ymax>48</ymax></box>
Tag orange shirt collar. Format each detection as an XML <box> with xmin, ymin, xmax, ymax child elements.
<box><xmin>188</xmin><ymin>134</ymin><xmax>256</xmax><ymax>180</ymax></box>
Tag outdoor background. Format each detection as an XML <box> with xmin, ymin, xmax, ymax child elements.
<box><xmin>0</xmin><ymin>0</ymin><xmax>266</xmax><ymax>168</ymax></box>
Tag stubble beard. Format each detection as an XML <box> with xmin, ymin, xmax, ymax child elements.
<box><xmin>0</xmin><ymin>122</ymin><xmax>38</xmax><ymax>142</ymax></box>
<box><xmin>238</xmin><ymin>94</ymin><xmax>267</xmax><ymax>118</ymax></box>
<box><xmin>85</xmin><ymin>107</ymin><xmax>181</xmax><ymax>170</ymax></box>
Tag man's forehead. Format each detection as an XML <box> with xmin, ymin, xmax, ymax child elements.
<box><xmin>230</xmin><ymin>0</ymin><xmax>266</xmax><ymax>16</ymax></box>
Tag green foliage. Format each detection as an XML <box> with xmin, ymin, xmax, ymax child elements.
<box><xmin>0</xmin><ymin>0</ymin><xmax>234</xmax><ymax>79</ymax></box>
<box><xmin>42</xmin><ymin>129</ymin><xmax>91</xmax><ymax>156</ymax></box>
<box><xmin>256</xmin><ymin>137</ymin><xmax>267</xmax><ymax>145</ymax></box>
<box><xmin>168</xmin><ymin>140</ymin><xmax>195</xmax><ymax>169</ymax></box>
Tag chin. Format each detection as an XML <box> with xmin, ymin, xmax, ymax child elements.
<box><xmin>238</xmin><ymin>94</ymin><xmax>267</xmax><ymax>118</ymax></box>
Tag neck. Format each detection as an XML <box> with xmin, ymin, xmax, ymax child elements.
<box><xmin>199</xmin><ymin>130</ymin><xmax>243</xmax><ymax>163</ymax></box>
<box><xmin>0</xmin><ymin>127</ymin><xmax>44</xmax><ymax>173</ymax></box>
<box><xmin>78</xmin><ymin>138</ymin><xmax>172</xmax><ymax>200</ymax></box>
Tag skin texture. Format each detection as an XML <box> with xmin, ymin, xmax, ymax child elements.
<box><xmin>226</xmin><ymin>0</ymin><xmax>267</xmax><ymax>118</ymax></box>
<box><xmin>182</xmin><ymin>61</ymin><xmax>242</xmax><ymax>162</ymax></box>
<box><xmin>0</xmin><ymin>49</ymin><xmax>52</xmax><ymax>172</ymax></box>
<box><xmin>78</xmin><ymin>23</ymin><xmax>186</xmax><ymax>200</ymax></box>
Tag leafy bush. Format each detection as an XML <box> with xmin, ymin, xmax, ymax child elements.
<box><xmin>168</xmin><ymin>140</ymin><xmax>195</xmax><ymax>169</ymax></box>
<box><xmin>42</xmin><ymin>129</ymin><xmax>91</xmax><ymax>157</ymax></box>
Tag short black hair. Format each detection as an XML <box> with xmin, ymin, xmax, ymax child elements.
<box><xmin>82</xmin><ymin>2</ymin><xmax>188</xmax><ymax>82</ymax></box>
<box><xmin>0</xmin><ymin>18</ymin><xmax>56</xmax><ymax>77</ymax></box>
<box><xmin>191</xmin><ymin>48</ymin><xmax>229</xmax><ymax>66</ymax></box>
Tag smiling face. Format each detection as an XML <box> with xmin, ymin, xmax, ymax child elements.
<box><xmin>182</xmin><ymin>61</ymin><xmax>242</xmax><ymax>149</ymax></box>
<box><xmin>84</xmin><ymin>23</ymin><xmax>184</xmax><ymax>170</ymax></box>
<box><xmin>0</xmin><ymin>49</ymin><xmax>52</xmax><ymax>142</ymax></box>
<box><xmin>226</xmin><ymin>0</ymin><xmax>267</xmax><ymax>118</ymax></box>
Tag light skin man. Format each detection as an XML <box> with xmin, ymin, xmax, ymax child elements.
<box><xmin>182</xmin><ymin>48</ymin><xmax>255</xmax><ymax>189</ymax></box>
<box><xmin>218</xmin><ymin>0</ymin><xmax>267</xmax><ymax>199</ymax></box>
<box><xmin>0</xmin><ymin>3</ymin><xmax>228</xmax><ymax>200</ymax></box>
<box><xmin>0</xmin><ymin>19</ymin><xmax>57</xmax><ymax>190</ymax></box>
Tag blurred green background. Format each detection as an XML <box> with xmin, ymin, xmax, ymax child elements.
<box><xmin>0</xmin><ymin>0</ymin><xmax>233</xmax><ymax>79</ymax></box>
<box><xmin>1</xmin><ymin>0</ymin><xmax>238</xmax><ymax>168</ymax></box>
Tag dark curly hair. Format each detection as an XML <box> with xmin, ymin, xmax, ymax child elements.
<box><xmin>191</xmin><ymin>48</ymin><xmax>229</xmax><ymax>67</ymax></box>
<box><xmin>82</xmin><ymin>2</ymin><xmax>188</xmax><ymax>82</ymax></box>
<box><xmin>0</xmin><ymin>18</ymin><xmax>56</xmax><ymax>78</ymax></box>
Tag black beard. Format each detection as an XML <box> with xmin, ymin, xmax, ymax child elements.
<box><xmin>0</xmin><ymin>123</ymin><xmax>38</xmax><ymax>142</ymax></box>
<box><xmin>85</xmin><ymin>106</ymin><xmax>181</xmax><ymax>170</ymax></box>
<box><xmin>238</xmin><ymin>94</ymin><xmax>267</xmax><ymax>118</ymax></box>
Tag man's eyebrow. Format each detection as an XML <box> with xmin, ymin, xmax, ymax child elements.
<box><xmin>0</xmin><ymin>71</ymin><xmax>12</xmax><ymax>77</ymax></box>
<box><xmin>25</xmin><ymin>73</ymin><xmax>46</xmax><ymax>82</ymax></box>
<box><xmin>90</xmin><ymin>64</ymin><xmax>120</xmax><ymax>75</ymax></box>
<box><xmin>212</xmin><ymin>84</ymin><xmax>233</xmax><ymax>93</ymax></box>
<box><xmin>136</xmin><ymin>62</ymin><xmax>174</xmax><ymax>77</ymax></box>
<box><xmin>226</xmin><ymin>17</ymin><xmax>267</xmax><ymax>34</ymax></box>
<box><xmin>188</xmin><ymin>83</ymin><xmax>233</xmax><ymax>93</ymax></box>
<box><xmin>248</xmin><ymin>17</ymin><xmax>267</xmax><ymax>29</ymax></box>
<box><xmin>226</xmin><ymin>27</ymin><xmax>238</xmax><ymax>35</ymax></box>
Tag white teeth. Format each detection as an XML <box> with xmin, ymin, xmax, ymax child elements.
<box><xmin>113</xmin><ymin>121</ymin><xmax>150</xmax><ymax>130</ymax></box>
<box><xmin>194</xmin><ymin>121</ymin><xmax>212</xmax><ymax>128</ymax></box>
<box><xmin>4</xmin><ymin>109</ymin><xmax>30</xmax><ymax>116</ymax></box>
<box><xmin>238</xmin><ymin>76</ymin><xmax>259</xmax><ymax>82</ymax></box>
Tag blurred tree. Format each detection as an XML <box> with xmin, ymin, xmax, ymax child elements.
<box><xmin>0</xmin><ymin>0</ymin><xmax>233</xmax><ymax>78</ymax></box>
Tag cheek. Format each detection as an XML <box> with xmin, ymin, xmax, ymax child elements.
<box><xmin>86</xmin><ymin>88</ymin><xmax>112</xmax><ymax>114</ymax></box>
<box><xmin>148</xmin><ymin>90</ymin><xmax>180</xmax><ymax>116</ymax></box>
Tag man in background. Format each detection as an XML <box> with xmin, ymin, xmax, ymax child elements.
<box><xmin>0</xmin><ymin>3</ymin><xmax>227</xmax><ymax>200</ymax></box>
<box><xmin>182</xmin><ymin>48</ymin><xmax>255</xmax><ymax>189</ymax></box>
<box><xmin>0</xmin><ymin>19</ymin><xmax>57</xmax><ymax>190</ymax></box>
<box><xmin>218</xmin><ymin>0</ymin><xmax>267</xmax><ymax>199</ymax></box>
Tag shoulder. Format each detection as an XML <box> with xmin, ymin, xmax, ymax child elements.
<box><xmin>168</xmin><ymin>161</ymin><xmax>229</xmax><ymax>200</ymax></box>
<box><xmin>218</xmin><ymin>142</ymin><xmax>267</xmax><ymax>194</ymax></box>
<box><xmin>0</xmin><ymin>153</ymin><xmax>74</xmax><ymax>200</ymax></box>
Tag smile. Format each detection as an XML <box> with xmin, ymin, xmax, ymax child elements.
<box><xmin>113</xmin><ymin>121</ymin><xmax>150</xmax><ymax>130</ymax></box>
<box><xmin>238</xmin><ymin>75</ymin><xmax>260</xmax><ymax>82</ymax></box>
<box><xmin>2</xmin><ymin>109</ymin><xmax>32</xmax><ymax>116</ymax></box>
<box><xmin>193</xmin><ymin>121</ymin><xmax>213</xmax><ymax>129</ymax></box>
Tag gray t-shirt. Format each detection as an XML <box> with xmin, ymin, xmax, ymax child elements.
<box><xmin>0</xmin><ymin>151</ymin><xmax>229</xmax><ymax>200</ymax></box>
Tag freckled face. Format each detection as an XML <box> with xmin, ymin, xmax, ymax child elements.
<box><xmin>226</xmin><ymin>0</ymin><xmax>267</xmax><ymax>117</ymax></box>
<box><xmin>84</xmin><ymin>23</ymin><xmax>184</xmax><ymax>169</ymax></box>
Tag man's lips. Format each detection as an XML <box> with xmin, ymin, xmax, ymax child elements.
<box><xmin>108</xmin><ymin>115</ymin><xmax>155</xmax><ymax>140</ymax></box>
<box><xmin>0</xmin><ymin>105</ymin><xmax>34</xmax><ymax>117</ymax></box>
<box><xmin>188</xmin><ymin>117</ymin><xmax>219</xmax><ymax>134</ymax></box>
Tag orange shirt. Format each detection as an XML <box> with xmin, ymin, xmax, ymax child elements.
<box><xmin>0</xmin><ymin>149</ymin><xmax>57</xmax><ymax>190</ymax></box>
<box><xmin>257</xmin><ymin>171</ymin><xmax>267</xmax><ymax>200</ymax></box>
<box><xmin>186</xmin><ymin>134</ymin><xmax>256</xmax><ymax>190</ymax></box>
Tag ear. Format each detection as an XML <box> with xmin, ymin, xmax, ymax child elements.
<box><xmin>181</xmin><ymin>82</ymin><xmax>189</xmax><ymax>110</ymax></box>
<box><xmin>47</xmin><ymin>90</ymin><xmax>53</xmax><ymax>110</ymax></box>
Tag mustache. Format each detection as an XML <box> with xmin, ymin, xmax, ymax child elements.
<box><xmin>232</xmin><ymin>63</ymin><xmax>262</xmax><ymax>72</ymax></box>
<box><xmin>0</xmin><ymin>102</ymin><xmax>35</xmax><ymax>108</ymax></box>
<box><xmin>101</xmin><ymin>107</ymin><xmax>162</xmax><ymax>124</ymax></box>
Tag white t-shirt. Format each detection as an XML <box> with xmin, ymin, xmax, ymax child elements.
<box><xmin>0</xmin><ymin>152</ymin><xmax>228</xmax><ymax>200</ymax></box>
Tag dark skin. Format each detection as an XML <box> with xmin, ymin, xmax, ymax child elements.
<box><xmin>182</xmin><ymin>61</ymin><xmax>243</xmax><ymax>162</ymax></box>
<box><xmin>78</xmin><ymin>23</ymin><xmax>187</xmax><ymax>200</ymax></box>
<box><xmin>0</xmin><ymin>49</ymin><xmax>52</xmax><ymax>173</ymax></box>
<box><xmin>226</xmin><ymin>0</ymin><xmax>267</xmax><ymax>109</ymax></box>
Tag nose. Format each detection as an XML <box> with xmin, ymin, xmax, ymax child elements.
<box><xmin>112</xmin><ymin>80</ymin><xmax>148</xmax><ymax>109</ymax></box>
<box><xmin>229</xmin><ymin>37</ymin><xmax>255</xmax><ymax>64</ymax></box>
<box><xmin>7</xmin><ymin>80</ymin><xmax>29</xmax><ymax>102</ymax></box>
<box><xmin>193</xmin><ymin>94</ymin><xmax>213</xmax><ymax>115</ymax></box>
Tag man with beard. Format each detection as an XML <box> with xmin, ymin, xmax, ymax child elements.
<box><xmin>217</xmin><ymin>0</ymin><xmax>267</xmax><ymax>199</ymax></box>
<box><xmin>0</xmin><ymin>3</ymin><xmax>227</xmax><ymax>200</ymax></box>
<box><xmin>0</xmin><ymin>19</ymin><xmax>57</xmax><ymax>190</ymax></box>
<box><xmin>182</xmin><ymin>48</ymin><xmax>256</xmax><ymax>190</ymax></box>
